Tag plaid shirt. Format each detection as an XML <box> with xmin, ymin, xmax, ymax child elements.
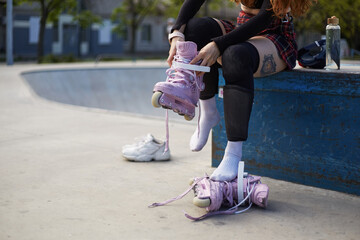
<box><xmin>220</xmin><ymin>11</ymin><xmax>298</xmax><ymax>69</ymax></box>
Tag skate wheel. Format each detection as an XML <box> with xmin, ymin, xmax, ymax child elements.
<box><xmin>184</xmin><ymin>115</ymin><xmax>193</xmax><ymax>121</ymax></box>
<box><xmin>193</xmin><ymin>196</ymin><xmax>211</xmax><ymax>208</ymax></box>
<box><xmin>189</xmin><ymin>178</ymin><xmax>195</xmax><ymax>186</ymax></box>
<box><xmin>151</xmin><ymin>92</ymin><xmax>162</xmax><ymax>108</ymax></box>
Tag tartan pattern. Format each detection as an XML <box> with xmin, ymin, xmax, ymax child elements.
<box><xmin>237</xmin><ymin>11</ymin><xmax>297</xmax><ymax>69</ymax></box>
<box><xmin>219</xmin><ymin>20</ymin><xmax>235</xmax><ymax>34</ymax></box>
<box><xmin>220</xmin><ymin>11</ymin><xmax>298</xmax><ymax>69</ymax></box>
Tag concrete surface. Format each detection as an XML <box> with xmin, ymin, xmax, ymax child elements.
<box><xmin>0</xmin><ymin>61</ymin><xmax>359</xmax><ymax>240</ymax></box>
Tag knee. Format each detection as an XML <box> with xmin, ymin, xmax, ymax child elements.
<box><xmin>184</xmin><ymin>17</ymin><xmax>222</xmax><ymax>50</ymax></box>
<box><xmin>222</xmin><ymin>43</ymin><xmax>259</xmax><ymax>86</ymax></box>
<box><xmin>222</xmin><ymin>44</ymin><xmax>257</xmax><ymax>73</ymax></box>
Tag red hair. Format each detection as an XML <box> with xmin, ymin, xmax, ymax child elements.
<box><xmin>231</xmin><ymin>0</ymin><xmax>316</xmax><ymax>18</ymax></box>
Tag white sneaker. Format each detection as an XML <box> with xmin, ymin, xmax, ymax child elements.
<box><xmin>122</xmin><ymin>134</ymin><xmax>153</xmax><ymax>151</ymax></box>
<box><xmin>122</xmin><ymin>134</ymin><xmax>170</xmax><ymax>162</ymax></box>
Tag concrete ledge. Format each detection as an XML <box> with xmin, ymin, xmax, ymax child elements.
<box><xmin>212</xmin><ymin>67</ymin><xmax>360</xmax><ymax>195</ymax></box>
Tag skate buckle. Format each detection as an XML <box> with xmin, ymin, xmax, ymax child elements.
<box><xmin>237</xmin><ymin>161</ymin><xmax>245</xmax><ymax>205</ymax></box>
<box><xmin>172</xmin><ymin>61</ymin><xmax>210</xmax><ymax>73</ymax></box>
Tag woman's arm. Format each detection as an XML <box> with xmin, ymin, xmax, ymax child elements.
<box><xmin>212</xmin><ymin>0</ymin><xmax>274</xmax><ymax>54</ymax></box>
<box><xmin>167</xmin><ymin>0</ymin><xmax>206</xmax><ymax>66</ymax></box>
<box><xmin>171</xmin><ymin>0</ymin><xmax>206</xmax><ymax>33</ymax></box>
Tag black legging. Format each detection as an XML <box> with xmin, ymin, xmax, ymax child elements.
<box><xmin>184</xmin><ymin>17</ymin><xmax>259</xmax><ymax>99</ymax></box>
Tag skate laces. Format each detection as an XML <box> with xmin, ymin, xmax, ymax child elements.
<box><xmin>132</xmin><ymin>134</ymin><xmax>152</xmax><ymax>146</ymax></box>
<box><xmin>185</xmin><ymin>177</ymin><xmax>257</xmax><ymax>220</ymax></box>
<box><xmin>164</xmin><ymin>110</ymin><xmax>169</xmax><ymax>152</ymax></box>
<box><xmin>122</xmin><ymin>134</ymin><xmax>152</xmax><ymax>151</ymax></box>
<box><xmin>149</xmin><ymin>176</ymin><xmax>206</xmax><ymax>208</ymax></box>
<box><xmin>166</xmin><ymin>55</ymin><xmax>204</xmax><ymax>91</ymax></box>
<box><xmin>206</xmin><ymin>180</ymin><xmax>237</xmax><ymax>212</ymax></box>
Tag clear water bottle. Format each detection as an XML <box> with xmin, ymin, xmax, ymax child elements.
<box><xmin>325</xmin><ymin>16</ymin><xmax>341</xmax><ymax>70</ymax></box>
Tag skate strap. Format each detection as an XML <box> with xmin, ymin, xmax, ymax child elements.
<box><xmin>228</xmin><ymin>180</ymin><xmax>256</xmax><ymax>214</ymax></box>
<box><xmin>184</xmin><ymin>208</ymin><xmax>238</xmax><ymax>221</ymax></box>
<box><xmin>237</xmin><ymin>161</ymin><xmax>245</xmax><ymax>205</ymax></box>
<box><xmin>148</xmin><ymin>177</ymin><xmax>206</xmax><ymax>208</ymax></box>
<box><xmin>172</xmin><ymin>61</ymin><xmax>210</xmax><ymax>73</ymax></box>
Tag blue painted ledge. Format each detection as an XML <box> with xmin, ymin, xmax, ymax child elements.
<box><xmin>212</xmin><ymin>68</ymin><xmax>360</xmax><ymax>195</ymax></box>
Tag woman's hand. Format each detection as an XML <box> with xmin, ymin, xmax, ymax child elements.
<box><xmin>167</xmin><ymin>36</ymin><xmax>184</xmax><ymax>66</ymax></box>
<box><xmin>190</xmin><ymin>42</ymin><xmax>220</xmax><ymax>76</ymax></box>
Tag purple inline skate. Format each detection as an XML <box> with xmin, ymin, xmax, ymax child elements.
<box><xmin>149</xmin><ymin>162</ymin><xmax>269</xmax><ymax>221</ymax></box>
<box><xmin>189</xmin><ymin>174</ymin><xmax>269</xmax><ymax>218</ymax></box>
<box><xmin>191</xmin><ymin>162</ymin><xmax>268</xmax><ymax>211</ymax></box>
<box><xmin>152</xmin><ymin>41</ymin><xmax>210</xmax><ymax>121</ymax></box>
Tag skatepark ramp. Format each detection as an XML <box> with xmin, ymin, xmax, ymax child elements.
<box><xmin>22</xmin><ymin>67</ymin><xmax>186</xmax><ymax>119</ymax></box>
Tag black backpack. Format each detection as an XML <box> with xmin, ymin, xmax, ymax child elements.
<box><xmin>297</xmin><ymin>40</ymin><xmax>326</xmax><ymax>69</ymax></box>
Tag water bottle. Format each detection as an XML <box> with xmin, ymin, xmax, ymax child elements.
<box><xmin>325</xmin><ymin>16</ymin><xmax>341</xmax><ymax>70</ymax></box>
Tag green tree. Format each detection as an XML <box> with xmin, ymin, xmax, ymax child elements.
<box><xmin>111</xmin><ymin>0</ymin><xmax>168</xmax><ymax>54</ymax></box>
<box><xmin>15</xmin><ymin>0</ymin><xmax>101</xmax><ymax>62</ymax></box>
<box><xmin>201</xmin><ymin>0</ymin><xmax>237</xmax><ymax>18</ymax></box>
<box><xmin>111</xmin><ymin>0</ymin><xmax>236</xmax><ymax>54</ymax></box>
<box><xmin>72</xmin><ymin>9</ymin><xmax>102</xmax><ymax>57</ymax></box>
<box><xmin>294</xmin><ymin>0</ymin><xmax>360</xmax><ymax>50</ymax></box>
<box><xmin>72</xmin><ymin>9</ymin><xmax>101</xmax><ymax>29</ymax></box>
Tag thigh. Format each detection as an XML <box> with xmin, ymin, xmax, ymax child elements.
<box><xmin>184</xmin><ymin>17</ymin><xmax>224</xmax><ymax>50</ymax></box>
<box><xmin>199</xmin><ymin>18</ymin><xmax>227</xmax><ymax>99</ymax></box>
<box><xmin>247</xmin><ymin>36</ymin><xmax>287</xmax><ymax>78</ymax></box>
<box><xmin>200</xmin><ymin>62</ymin><xmax>222</xmax><ymax>100</ymax></box>
<box><xmin>212</xmin><ymin>18</ymin><xmax>227</xmax><ymax>35</ymax></box>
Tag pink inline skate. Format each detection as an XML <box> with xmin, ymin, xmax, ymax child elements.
<box><xmin>151</xmin><ymin>41</ymin><xmax>210</xmax><ymax>121</ymax></box>
<box><xmin>149</xmin><ymin>162</ymin><xmax>269</xmax><ymax>221</ymax></box>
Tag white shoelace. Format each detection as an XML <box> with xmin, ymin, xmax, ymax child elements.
<box><xmin>123</xmin><ymin>135</ymin><xmax>152</xmax><ymax>149</ymax></box>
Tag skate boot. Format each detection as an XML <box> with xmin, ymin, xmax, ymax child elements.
<box><xmin>191</xmin><ymin>161</ymin><xmax>268</xmax><ymax>212</ymax></box>
<box><xmin>152</xmin><ymin>41</ymin><xmax>210</xmax><ymax>121</ymax></box>
<box><xmin>191</xmin><ymin>174</ymin><xmax>269</xmax><ymax>211</ymax></box>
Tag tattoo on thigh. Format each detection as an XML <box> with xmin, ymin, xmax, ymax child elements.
<box><xmin>260</xmin><ymin>54</ymin><xmax>277</xmax><ymax>76</ymax></box>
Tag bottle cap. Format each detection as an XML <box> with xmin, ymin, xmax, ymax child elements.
<box><xmin>327</xmin><ymin>16</ymin><xmax>339</xmax><ymax>25</ymax></box>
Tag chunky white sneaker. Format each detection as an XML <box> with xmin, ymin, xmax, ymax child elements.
<box><xmin>122</xmin><ymin>134</ymin><xmax>153</xmax><ymax>151</ymax></box>
<box><xmin>122</xmin><ymin>134</ymin><xmax>170</xmax><ymax>162</ymax></box>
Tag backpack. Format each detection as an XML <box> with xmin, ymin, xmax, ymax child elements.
<box><xmin>297</xmin><ymin>40</ymin><xmax>326</xmax><ymax>69</ymax></box>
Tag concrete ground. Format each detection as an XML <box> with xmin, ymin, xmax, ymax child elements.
<box><xmin>0</xmin><ymin>62</ymin><xmax>359</xmax><ymax>240</ymax></box>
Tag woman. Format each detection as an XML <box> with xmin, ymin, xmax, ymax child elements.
<box><xmin>167</xmin><ymin>0</ymin><xmax>315</xmax><ymax>181</ymax></box>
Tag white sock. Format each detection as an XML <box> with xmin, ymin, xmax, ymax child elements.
<box><xmin>210</xmin><ymin>141</ymin><xmax>243</xmax><ymax>181</ymax></box>
<box><xmin>190</xmin><ymin>97</ymin><xmax>220</xmax><ymax>152</ymax></box>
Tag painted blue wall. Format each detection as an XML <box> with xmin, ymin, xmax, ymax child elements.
<box><xmin>12</xmin><ymin>15</ymin><xmax>123</xmax><ymax>58</ymax></box>
<box><xmin>90</xmin><ymin>30</ymin><xmax>123</xmax><ymax>56</ymax></box>
<box><xmin>13</xmin><ymin>15</ymin><xmax>53</xmax><ymax>57</ymax></box>
<box><xmin>13</xmin><ymin>28</ymin><xmax>53</xmax><ymax>57</ymax></box>
<box><xmin>212</xmin><ymin>69</ymin><xmax>360</xmax><ymax>195</ymax></box>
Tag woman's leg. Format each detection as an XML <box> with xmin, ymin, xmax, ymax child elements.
<box><xmin>185</xmin><ymin>17</ymin><xmax>227</xmax><ymax>151</ymax></box>
<box><xmin>211</xmin><ymin>37</ymin><xmax>287</xmax><ymax>181</ymax></box>
<box><xmin>249</xmin><ymin>36</ymin><xmax>287</xmax><ymax>78</ymax></box>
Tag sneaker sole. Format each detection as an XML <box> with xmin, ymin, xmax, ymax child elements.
<box><xmin>123</xmin><ymin>154</ymin><xmax>170</xmax><ymax>162</ymax></box>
